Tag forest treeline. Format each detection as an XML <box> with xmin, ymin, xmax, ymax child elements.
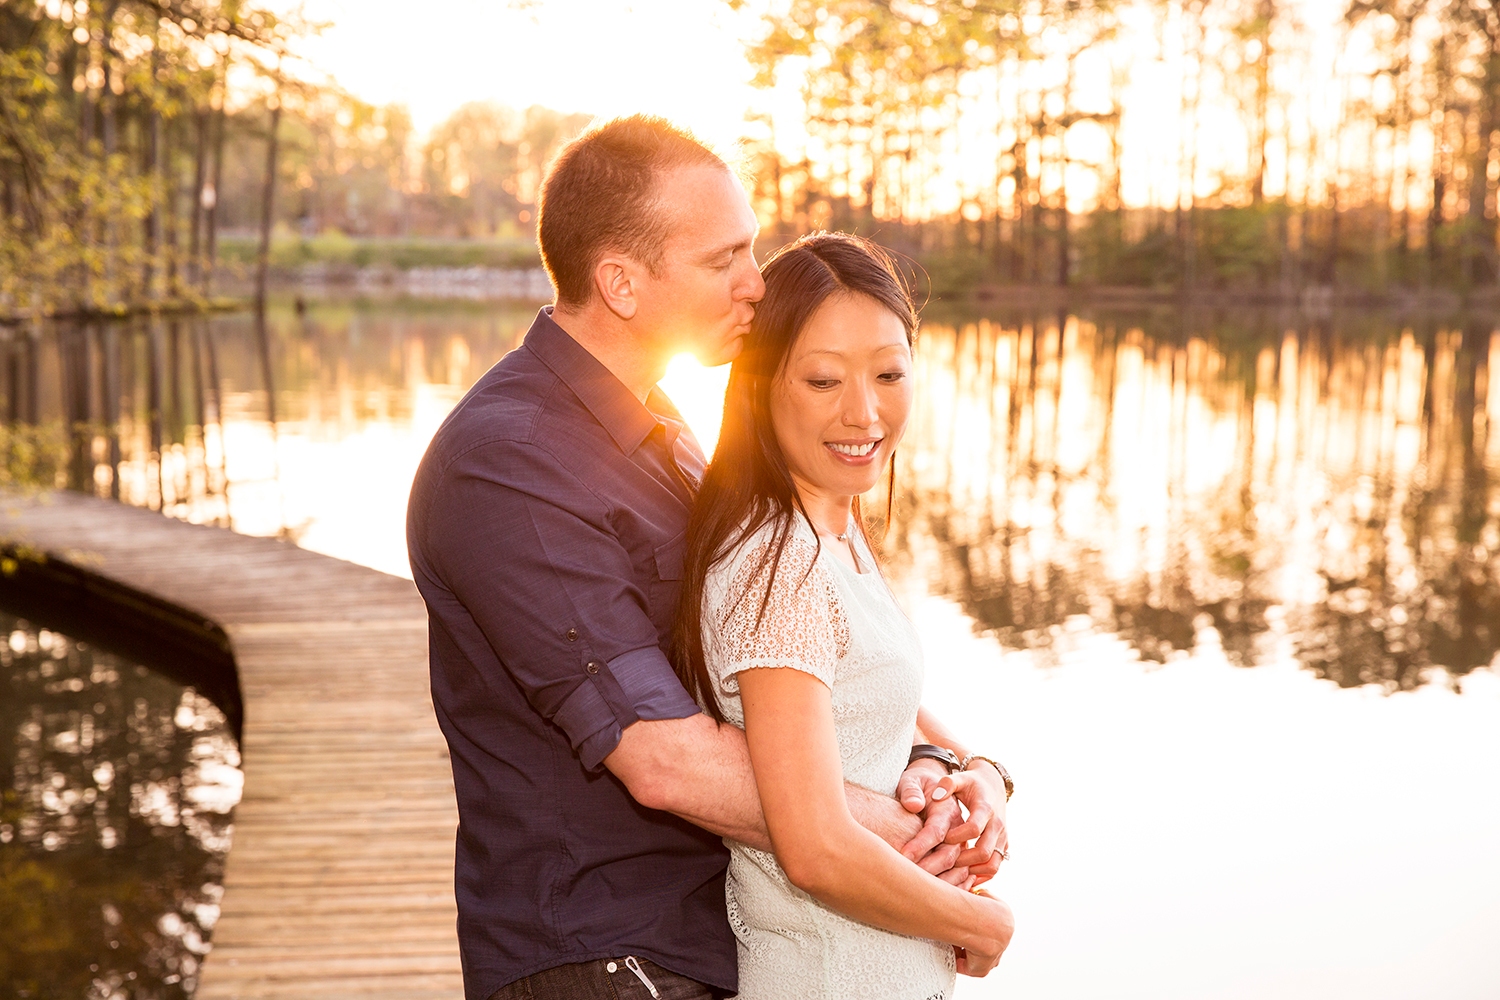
<box><xmin>2</xmin><ymin>0</ymin><xmax>293</xmax><ymax>317</ymax></box>
<box><xmin>734</xmin><ymin>0</ymin><xmax>1500</xmax><ymax>294</ymax></box>
<box><xmin>0</xmin><ymin>1</ymin><xmax>586</xmax><ymax>318</ymax></box>
<box><xmin>4</xmin><ymin>0</ymin><xmax>1500</xmax><ymax>317</ymax></box>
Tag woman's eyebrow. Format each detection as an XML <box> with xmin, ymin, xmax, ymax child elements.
<box><xmin>797</xmin><ymin>344</ymin><xmax>908</xmax><ymax>360</ymax></box>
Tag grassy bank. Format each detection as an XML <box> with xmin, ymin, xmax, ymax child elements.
<box><xmin>215</xmin><ymin>232</ymin><xmax>543</xmax><ymax>271</ymax></box>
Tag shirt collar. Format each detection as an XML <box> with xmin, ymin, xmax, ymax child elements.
<box><xmin>523</xmin><ymin>306</ymin><xmax>679</xmax><ymax>457</ymax></box>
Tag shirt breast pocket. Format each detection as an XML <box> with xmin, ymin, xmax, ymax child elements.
<box><xmin>652</xmin><ymin>533</ymin><xmax>685</xmax><ymax>582</ymax></box>
<box><xmin>644</xmin><ymin>532</ymin><xmax>687</xmax><ymax>635</ymax></box>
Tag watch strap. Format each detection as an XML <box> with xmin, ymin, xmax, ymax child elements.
<box><xmin>907</xmin><ymin>743</ymin><xmax>961</xmax><ymax>773</ymax></box>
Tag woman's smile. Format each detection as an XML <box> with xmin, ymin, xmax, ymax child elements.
<box><xmin>826</xmin><ymin>437</ymin><xmax>883</xmax><ymax>461</ymax></box>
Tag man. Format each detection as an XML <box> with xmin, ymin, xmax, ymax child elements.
<box><xmin>407</xmin><ymin>115</ymin><xmax>1008</xmax><ymax>1000</ymax></box>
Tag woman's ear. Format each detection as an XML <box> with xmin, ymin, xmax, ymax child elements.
<box><xmin>594</xmin><ymin>256</ymin><xmax>638</xmax><ymax>320</ymax></box>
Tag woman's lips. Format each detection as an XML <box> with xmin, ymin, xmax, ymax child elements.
<box><xmin>825</xmin><ymin>439</ymin><xmax>882</xmax><ymax>463</ymax></box>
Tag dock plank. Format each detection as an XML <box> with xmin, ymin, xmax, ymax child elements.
<box><xmin>2</xmin><ymin>490</ymin><xmax>462</xmax><ymax>999</ymax></box>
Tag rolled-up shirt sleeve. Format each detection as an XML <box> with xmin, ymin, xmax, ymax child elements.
<box><xmin>422</xmin><ymin>436</ymin><xmax>701</xmax><ymax>770</ymax></box>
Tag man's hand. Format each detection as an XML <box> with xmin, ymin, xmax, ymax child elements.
<box><xmin>896</xmin><ymin>758</ymin><xmax>1009</xmax><ymax>887</ymax></box>
<box><xmin>896</xmin><ymin>758</ymin><xmax>968</xmax><ymax>884</ymax></box>
<box><xmin>896</xmin><ymin>756</ymin><xmax>948</xmax><ymax>815</ymax></box>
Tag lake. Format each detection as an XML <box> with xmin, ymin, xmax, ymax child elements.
<box><xmin>0</xmin><ymin>610</ymin><xmax>240</xmax><ymax>999</ymax></box>
<box><xmin>4</xmin><ymin>296</ymin><xmax>1498</xmax><ymax>998</ymax></box>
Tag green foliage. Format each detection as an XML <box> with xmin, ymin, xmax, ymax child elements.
<box><xmin>0</xmin><ymin>421</ymin><xmax>70</xmax><ymax>492</ymax></box>
<box><xmin>205</xmin><ymin>97</ymin><xmax>585</xmax><ymax>243</ymax></box>
<box><xmin>920</xmin><ymin>247</ymin><xmax>989</xmax><ymax>302</ymax></box>
<box><xmin>307</xmin><ymin>228</ymin><xmax>357</xmax><ymax>264</ymax></box>
<box><xmin>1192</xmin><ymin>204</ymin><xmax>1283</xmax><ymax>288</ymax></box>
<box><xmin>2</xmin><ymin>0</ymin><xmax>577</xmax><ymax>317</ymax></box>
<box><xmin>415</xmin><ymin>102</ymin><xmax>588</xmax><ymax>239</ymax></box>
<box><xmin>0</xmin><ymin>850</ymin><xmax>76</xmax><ymax>992</ymax></box>
<box><xmin>0</xmin><ymin>0</ymin><xmax>300</xmax><ymax>317</ymax></box>
<box><xmin>214</xmin><ymin>97</ymin><xmax>416</xmax><ymax>237</ymax></box>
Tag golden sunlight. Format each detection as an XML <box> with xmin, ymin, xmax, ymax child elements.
<box><xmin>657</xmin><ymin>352</ymin><xmax>733</xmax><ymax>458</ymax></box>
<box><xmin>287</xmin><ymin>0</ymin><xmax>763</xmax><ymax>142</ymax></box>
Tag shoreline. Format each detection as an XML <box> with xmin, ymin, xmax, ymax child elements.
<box><xmin>7</xmin><ymin>270</ymin><xmax>1500</xmax><ymax>321</ymax></box>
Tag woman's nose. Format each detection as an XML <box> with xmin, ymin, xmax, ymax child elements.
<box><xmin>842</xmin><ymin>380</ymin><xmax>878</xmax><ymax>427</ymax></box>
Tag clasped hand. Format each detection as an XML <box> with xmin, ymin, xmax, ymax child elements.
<box><xmin>894</xmin><ymin>758</ymin><xmax>1008</xmax><ymax>889</ymax></box>
<box><xmin>895</xmin><ymin>758</ymin><xmax>1014</xmax><ymax>976</ymax></box>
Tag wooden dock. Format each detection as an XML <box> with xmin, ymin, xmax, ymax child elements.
<box><xmin>1</xmin><ymin>489</ymin><xmax>462</xmax><ymax>999</ymax></box>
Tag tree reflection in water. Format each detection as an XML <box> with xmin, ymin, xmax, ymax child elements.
<box><xmin>0</xmin><ymin>611</ymin><xmax>241</xmax><ymax>999</ymax></box>
<box><xmin>7</xmin><ymin>301</ymin><xmax>1496</xmax><ymax>690</ymax></box>
<box><xmin>896</xmin><ymin>309</ymin><xmax>1499</xmax><ymax>689</ymax></box>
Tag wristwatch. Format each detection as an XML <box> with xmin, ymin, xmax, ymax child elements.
<box><xmin>961</xmin><ymin>753</ymin><xmax>1014</xmax><ymax>801</ymax></box>
<box><xmin>907</xmin><ymin>743</ymin><xmax>961</xmax><ymax>773</ymax></box>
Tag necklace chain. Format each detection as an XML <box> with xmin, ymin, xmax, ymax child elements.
<box><xmin>812</xmin><ymin>520</ymin><xmax>850</xmax><ymax>543</ymax></box>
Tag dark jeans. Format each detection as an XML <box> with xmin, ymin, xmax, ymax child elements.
<box><xmin>486</xmin><ymin>957</ymin><xmax>725</xmax><ymax>1000</ymax></box>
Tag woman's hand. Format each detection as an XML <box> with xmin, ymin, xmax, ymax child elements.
<box><xmin>955</xmin><ymin>888</ymin><xmax>1015</xmax><ymax>978</ymax></box>
<box><xmin>900</xmin><ymin>767</ymin><xmax>1009</xmax><ymax>886</ymax></box>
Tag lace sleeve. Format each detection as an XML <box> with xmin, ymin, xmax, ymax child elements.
<box><xmin>710</xmin><ymin>533</ymin><xmax>850</xmax><ymax>692</ymax></box>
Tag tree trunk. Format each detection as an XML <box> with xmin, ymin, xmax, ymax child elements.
<box><xmin>1325</xmin><ymin>182</ymin><xmax>1341</xmax><ymax>285</ymax></box>
<box><xmin>1011</xmin><ymin>83</ymin><xmax>1029</xmax><ymax>282</ymax></box>
<box><xmin>1429</xmin><ymin>110</ymin><xmax>1448</xmax><ymax>283</ymax></box>
<box><xmin>200</xmin><ymin>321</ymin><xmax>230</xmax><ymax>517</ymax></box>
<box><xmin>147</xmin><ymin>319</ymin><xmax>165</xmax><ymax>509</ymax></box>
<box><xmin>100</xmin><ymin>0</ymin><xmax>120</xmax><ymax>304</ymax></box>
<box><xmin>164</xmin><ymin>114</ymin><xmax>182</xmax><ymax>299</ymax></box>
<box><xmin>1392</xmin><ymin>25</ymin><xmax>1413</xmax><ymax>282</ymax></box>
<box><xmin>1184</xmin><ymin>12</ymin><xmax>1206</xmax><ymax>291</ymax></box>
<box><xmin>100</xmin><ymin>324</ymin><xmax>121</xmax><ymax>500</ymax></box>
<box><xmin>255</xmin><ymin>91</ymin><xmax>283</xmax><ymax>311</ymax></box>
<box><xmin>144</xmin><ymin>42</ymin><xmax>162</xmax><ymax>302</ymax></box>
<box><xmin>1251</xmin><ymin>0</ymin><xmax>1274</xmax><ymax>205</ymax></box>
<box><xmin>188</xmin><ymin>107</ymin><xmax>208</xmax><ymax>290</ymax></box>
<box><xmin>1467</xmin><ymin>91</ymin><xmax>1496</xmax><ymax>285</ymax></box>
<box><xmin>204</xmin><ymin>79</ymin><xmax>227</xmax><ymax>296</ymax></box>
<box><xmin>1056</xmin><ymin>129</ymin><xmax>1070</xmax><ymax>288</ymax></box>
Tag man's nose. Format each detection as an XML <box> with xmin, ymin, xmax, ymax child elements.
<box><xmin>737</xmin><ymin>256</ymin><xmax>765</xmax><ymax>302</ymax></box>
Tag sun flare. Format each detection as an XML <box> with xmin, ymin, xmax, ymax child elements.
<box><xmin>657</xmin><ymin>352</ymin><xmax>733</xmax><ymax>459</ymax></box>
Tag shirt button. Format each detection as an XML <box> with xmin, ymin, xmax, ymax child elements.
<box><xmin>586</xmin><ymin>661</ymin><xmax>601</xmax><ymax>674</ymax></box>
<box><xmin>565</xmin><ymin>628</ymin><xmax>578</xmax><ymax>642</ymax></box>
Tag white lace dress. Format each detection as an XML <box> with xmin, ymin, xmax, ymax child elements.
<box><xmin>701</xmin><ymin>517</ymin><xmax>956</xmax><ymax>1000</ymax></box>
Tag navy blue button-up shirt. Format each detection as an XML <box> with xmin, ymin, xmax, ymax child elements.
<box><xmin>407</xmin><ymin>308</ymin><xmax>735</xmax><ymax>999</ymax></box>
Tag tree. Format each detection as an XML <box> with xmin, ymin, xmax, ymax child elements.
<box><xmin>0</xmin><ymin>0</ymin><xmax>308</xmax><ymax>318</ymax></box>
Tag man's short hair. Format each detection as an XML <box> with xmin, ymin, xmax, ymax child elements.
<box><xmin>537</xmin><ymin>114</ymin><xmax>727</xmax><ymax>308</ymax></box>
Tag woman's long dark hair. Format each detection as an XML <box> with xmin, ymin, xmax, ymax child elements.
<box><xmin>670</xmin><ymin>231</ymin><xmax>918</xmax><ymax>722</ymax></box>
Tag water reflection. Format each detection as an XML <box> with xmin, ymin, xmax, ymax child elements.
<box><xmin>2</xmin><ymin>300</ymin><xmax>538</xmax><ymax>575</ymax></box>
<box><xmin>896</xmin><ymin>308</ymin><xmax>1500</xmax><ymax>689</ymax></box>
<box><xmin>0</xmin><ymin>610</ymin><xmax>242</xmax><ymax>999</ymax></box>
<box><xmin>3</xmin><ymin>318</ymin><xmax>231</xmax><ymax>517</ymax></box>
<box><xmin>3</xmin><ymin>300</ymin><xmax>1497</xmax><ymax>687</ymax></box>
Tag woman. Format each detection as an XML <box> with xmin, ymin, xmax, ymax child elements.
<box><xmin>672</xmin><ymin>232</ymin><xmax>1015</xmax><ymax>999</ymax></box>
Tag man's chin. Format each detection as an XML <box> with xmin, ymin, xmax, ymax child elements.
<box><xmin>699</xmin><ymin>335</ymin><xmax>744</xmax><ymax>368</ymax></box>
<box><xmin>721</xmin><ymin>335</ymin><xmax>747</xmax><ymax>365</ymax></box>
